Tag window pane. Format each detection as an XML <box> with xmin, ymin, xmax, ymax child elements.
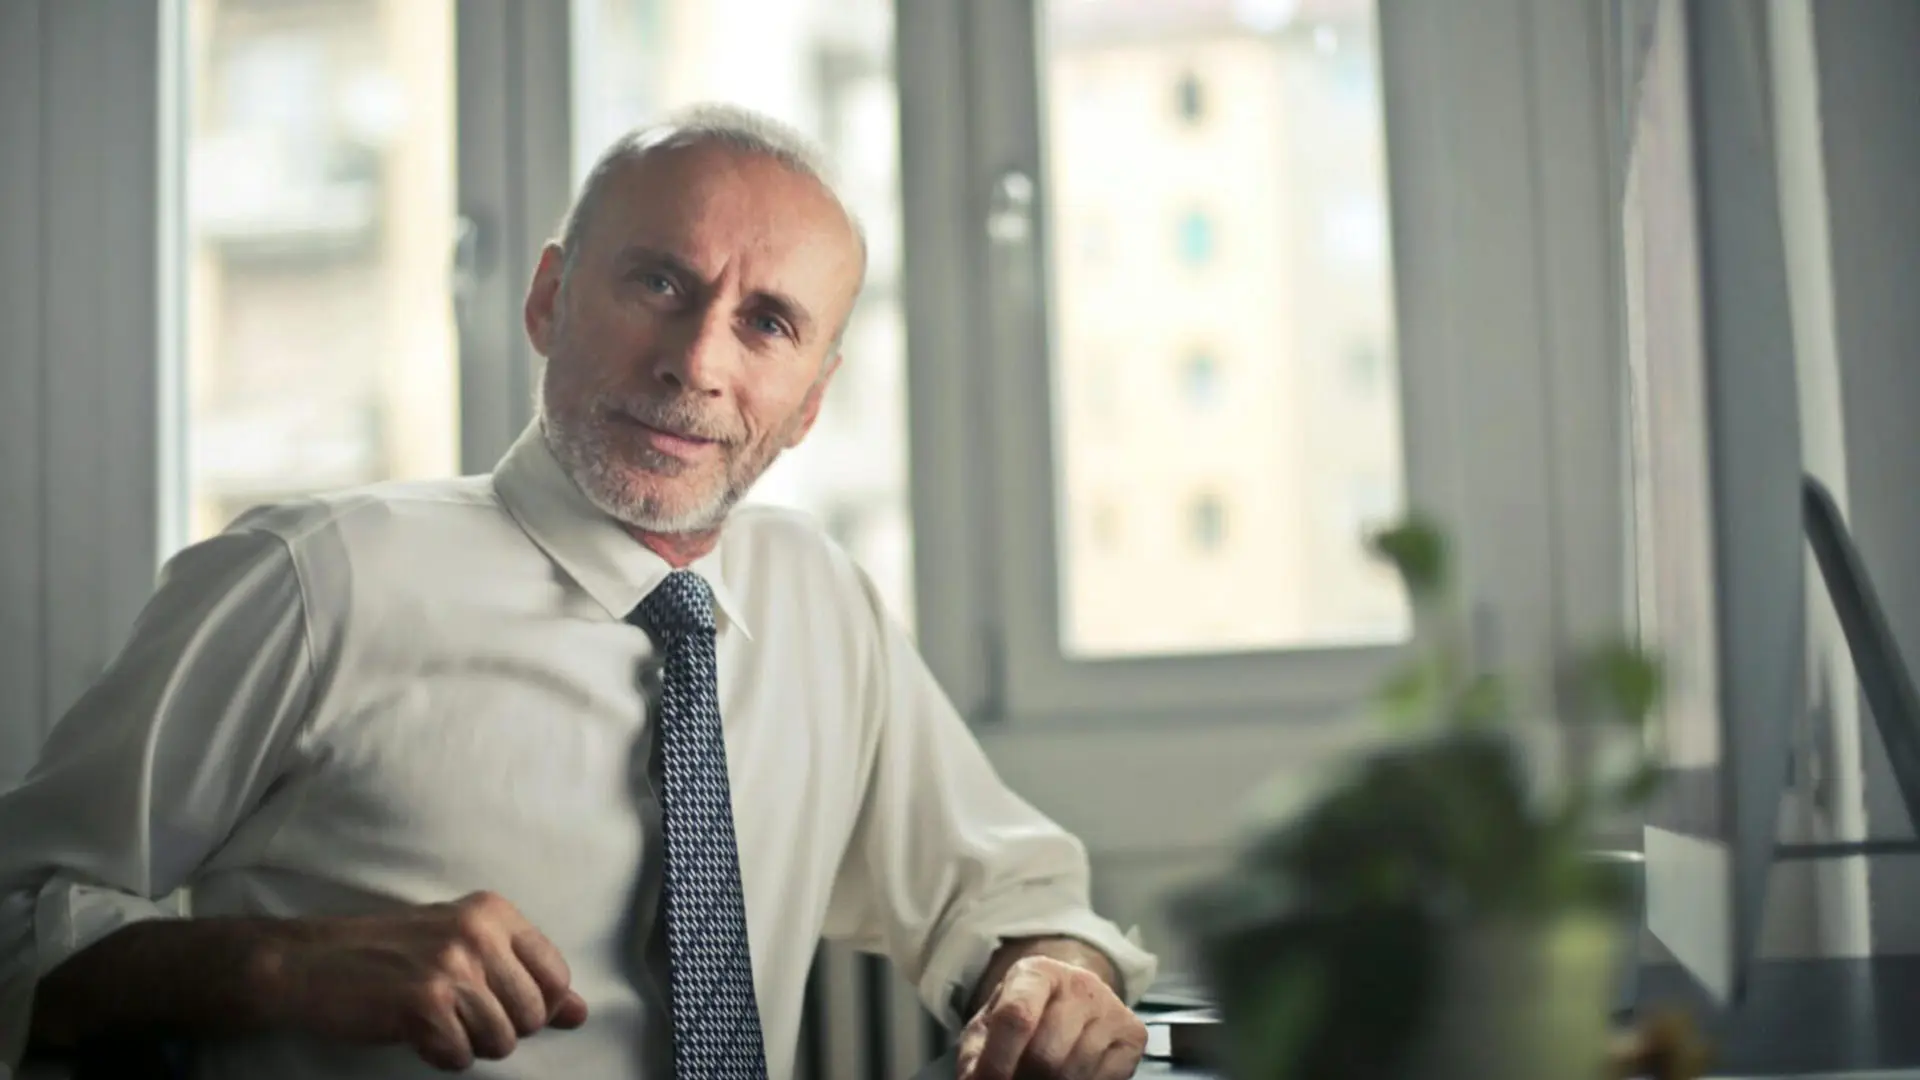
<box><xmin>180</xmin><ymin>0</ymin><xmax>459</xmax><ymax>544</ymax></box>
<box><xmin>570</xmin><ymin>0</ymin><xmax>914</xmax><ymax>627</ymax></box>
<box><xmin>1045</xmin><ymin>0</ymin><xmax>1408</xmax><ymax>657</ymax></box>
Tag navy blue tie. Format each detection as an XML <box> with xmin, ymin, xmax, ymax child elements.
<box><xmin>631</xmin><ymin>571</ymin><xmax>769</xmax><ymax>1079</ymax></box>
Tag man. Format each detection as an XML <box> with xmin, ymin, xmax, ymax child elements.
<box><xmin>0</xmin><ymin>105</ymin><xmax>1154</xmax><ymax>1079</ymax></box>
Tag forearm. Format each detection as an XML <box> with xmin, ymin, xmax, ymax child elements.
<box><xmin>28</xmin><ymin>915</ymin><xmax>310</xmax><ymax>1053</ymax></box>
<box><xmin>965</xmin><ymin>936</ymin><xmax>1120</xmax><ymax>1020</ymax></box>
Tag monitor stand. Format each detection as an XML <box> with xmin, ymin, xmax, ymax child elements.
<box><xmin>1803</xmin><ymin>477</ymin><xmax>1920</xmax><ymax>830</ymax></box>
<box><xmin>1629</xmin><ymin>481</ymin><xmax>1920</xmax><ymax>1076</ymax></box>
<box><xmin>1638</xmin><ymin>955</ymin><xmax>1920</xmax><ymax>1076</ymax></box>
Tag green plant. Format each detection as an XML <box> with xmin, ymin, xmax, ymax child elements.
<box><xmin>1172</xmin><ymin>515</ymin><xmax>1666</xmax><ymax>1079</ymax></box>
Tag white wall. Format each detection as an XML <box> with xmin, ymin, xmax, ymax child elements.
<box><xmin>0</xmin><ymin>1</ymin><xmax>166</xmax><ymax>789</ymax></box>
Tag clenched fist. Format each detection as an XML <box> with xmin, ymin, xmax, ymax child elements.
<box><xmin>259</xmin><ymin>890</ymin><xmax>588</xmax><ymax>1071</ymax></box>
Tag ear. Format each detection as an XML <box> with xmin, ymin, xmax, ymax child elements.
<box><xmin>786</xmin><ymin>352</ymin><xmax>843</xmax><ymax>448</ymax></box>
<box><xmin>524</xmin><ymin>243</ymin><xmax>567</xmax><ymax>357</ymax></box>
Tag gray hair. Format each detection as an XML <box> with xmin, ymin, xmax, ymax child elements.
<box><xmin>556</xmin><ymin>103</ymin><xmax>869</xmax><ymax>299</ymax></box>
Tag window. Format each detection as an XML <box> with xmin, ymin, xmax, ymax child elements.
<box><xmin>1087</xmin><ymin>363</ymin><xmax>1118</xmax><ymax>422</ymax></box>
<box><xmin>1174</xmin><ymin>70</ymin><xmax>1206</xmax><ymax>124</ymax></box>
<box><xmin>1091</xmin><ymin>501</ymin><xmax>1121</xmax><ymax>552</ymax></box>
<box><xmin>1346</xmin><ymin>340</ymin><xmax>1382</xmax><ymax>393</ymax></box>
<box><xmin>1181</xmin><ymin>351</ymin><xmax>1221</xmax><ymax>409</ymax></box>
<box><xmin>1077</xmin><ymin>215</ymin><xmax>1112</xmax><ymax>264</ymax></box>
<box><xmin>1176</xmin><ymin>210</ymin><xmax>1216</xmax><ymax>266</ymax></box>
<box><xmin>1188</xmin><ymin>493</ymin><xmax>1228</xmax><ymax>553</ymax></box>
<box><xmin>1040</xmin><ymin>0</ymin><xmax>1406</xmax><ymax>660</ymax></box>
<box><xmin>949</xmin><ymin>0</ymin><xmax>1625</xmax><ymax>728</ymax></box>
<box><xmin>1346</xmin><ymin>477</ymin><xmax>1398</xmax><ymax>542</ymax></box>
<box><xmin>177</xmin><ymin>0</ymin><xmax>459</xmax><ymax>543</ymax></box>
<box><xmin>1323</xmin><ymin>195</ymin><xmax>1389</xmax><ymax>268</ymax></box>
<box><xmin>571</xmin><ymin>0</ymin><xmax>914</xmax><ymax>627</ymax></box>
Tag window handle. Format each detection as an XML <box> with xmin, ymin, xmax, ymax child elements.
<box><xmin>986</xmin><ymin>169</ymin><xmax>1041</xmax><ymax>312</ymax></box>
<box><xmin>986</xmin><ymin>169</ymin><xmax>1036</xmax><ymax>246</ymax></box>
<box><xmin>451</xmin><ymin>212</ymin><xmax>489</xmax><ymax>331</ymax></box>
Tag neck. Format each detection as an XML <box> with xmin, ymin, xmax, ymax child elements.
<box><xmin>629</xmin><ymin>526</ymin><xmax>721</xmax><ymax>568</ymax></box>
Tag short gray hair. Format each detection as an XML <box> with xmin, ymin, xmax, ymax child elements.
<box><xmin>556</xmin><ymin>102</ymin><xmax>868</xmax><ymax>285</ymax></box>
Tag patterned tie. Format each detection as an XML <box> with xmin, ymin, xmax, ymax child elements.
<box><xmin>630</xmin><ymin>571</ymin><xmax>769</xmax><ymax>1079</ymax></box>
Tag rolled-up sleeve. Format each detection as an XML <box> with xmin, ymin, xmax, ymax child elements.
<box><xmin>0</xmin><ymin>526</ymin><xmax>314</xmax><ymax>1066</ymax></box>
<box><xmin>820</xmin><ymin>573</ymin><xmax>1157</xmax><ymax>1029</ymax></box>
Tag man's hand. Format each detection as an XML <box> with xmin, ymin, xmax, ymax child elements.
<box><xmin>264</xmin><ymin>890</ymin><xmax>589</xmax><ymax>1071</ymax></box>
<box><xmin>957</xmin><ymin>952</ymin><xmax>1146</xmax><ymax>1080</ymax></box>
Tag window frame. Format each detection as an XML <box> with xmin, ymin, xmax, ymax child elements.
<box><xmin>1</xmin><ymin>0</ymin><xmax>171</xmax><ymax>779</ymax></box>
<box><xmin>0</xmin><ymin>0</ymin><xmax>565</xmax><ymax>778</ymax></box>
<box><xmin>902</xmin><ymin>0</ymin><xmax>1630</xmax><ymax>726</ymax></box>
<box><xmin>454</xmin><ymin>0</ymin><xmax>573</xmax><ymax>473</ymax></box>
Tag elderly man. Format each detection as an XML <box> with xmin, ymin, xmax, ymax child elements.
<box><xmin>0</xmin><ymin>105</ymin><xmax>1154</xmax><ymax>1079</ymax></box>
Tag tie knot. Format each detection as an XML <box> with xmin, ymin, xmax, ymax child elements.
<box><xmin>632</xmin><ymin>570</ymin><xmax>716</xmax><ymax>639</ymax></box>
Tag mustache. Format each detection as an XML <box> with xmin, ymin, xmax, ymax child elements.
<box><xmin>604</xmin><ymin>395</ymin><xmax>740</xmax><ymax>444</ymax></box>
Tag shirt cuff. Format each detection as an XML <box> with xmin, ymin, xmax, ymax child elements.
<box><xmin>919</xmin><ymin>898</ymin><xmax>1159</xmax><ymax>1030</ymax></box>
<box><xmin>0</xmin><ymin>877</ymin><xmax>180</xmax><ymax>1069</ymax></box>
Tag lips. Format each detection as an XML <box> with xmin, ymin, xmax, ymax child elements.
<box><xmin>614</xmin><ymin>411</ymin><xmax>719</xmax><ymax>458</ymax></box>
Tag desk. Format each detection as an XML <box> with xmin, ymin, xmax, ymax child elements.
<box><xmin>912</xmin><ymin>958</ymin><xmax>1920</xmax><ymax>1080</ymax></box>
<box><xmin>1638</xmin><ymin>956</ymin><xmax>1920</xmax><ymax>1077</ymax></box>
<box><xmin>910</xmin><ymin>1050</ymin><xmax>1211</xmax><ymax>1079</ymax></box>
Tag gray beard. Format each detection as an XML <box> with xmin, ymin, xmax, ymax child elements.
<box><xmin>539</xmin><ymin>402</ymin><xmax>748</xmax><ymax>534</ymax></box>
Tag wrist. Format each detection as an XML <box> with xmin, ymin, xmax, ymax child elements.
<box><xmin>238</xmin><ymin>918</ymin><xmax>324</xmax><ymax>1030</ymax></box>
<box><xmin>967</xmin><ymin>936</ymin><xmax>1121</xmax><ymax>1018</ymax></box>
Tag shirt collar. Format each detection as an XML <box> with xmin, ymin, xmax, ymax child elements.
<box><xmin>491</xmin><ymin>421</ymin><xmax>753</xmax><ymax>639</ymax></box>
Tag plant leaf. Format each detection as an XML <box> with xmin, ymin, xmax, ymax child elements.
<box><xmin>1587</xmin><ymin>643</ymin><xmax>1666</xmax><ymax>727</ymax></box>
<box><xmin>1450</xmin><ymin>673</ymin><xmax>1510</xmax><ymax>729</ymax></box>
<box><xmin>1225</xmin><ymin>952</ymin><xmax>1325</xmax><ymax>1080</ymax></box>
<box><xmin>1375</xmin><ymin>661</ymin><xmax>1443</xmax><ymax>728</ymax></box>
<box><xmin>1368</xmin><ymin>517</ymin><xmax>1449</xmax><ymax>600</ymax></box>
<box><xmin>1612</xmin><ymin>760</ymin><xmax>1665</xmax><ymax>807</ymax></box>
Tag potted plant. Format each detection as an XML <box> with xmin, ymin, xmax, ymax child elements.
<box><xmin>1172</xmin><ymin>516</ymin><xmax>1670</xmax><ymax>1080</ymax></box>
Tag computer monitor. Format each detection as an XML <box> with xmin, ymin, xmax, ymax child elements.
<box><xmin>1623</xmin><ymin>0</ymin><xmax>1920</xmax><ymax>1008</ymax></box>
<box><xmin>1619</xmin><ymin>0</ymin><xmax>1805</xmax><ymax>1005</ymax></box>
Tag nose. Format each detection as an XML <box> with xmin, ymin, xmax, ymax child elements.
<box><xmin>650</xmin><ymin>306</ymin><xmax>730</xmax><ymax>397</ymax></box>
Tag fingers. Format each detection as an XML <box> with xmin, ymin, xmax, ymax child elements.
<box><xmin>411</xmin><ymin>947</ymin><xmax>573</xmax><ymax>1072</ymax></box>
<box><xmin>955</xmin><ymin>1015</ymin><xmax>989</xmax><ymax>1077</ymax></box>
<box><xmin>483</xmin><ymin>946</ymin><xmax>552</xmax><ymax>1037</ymax></box>
<box><xmin>1020</xmin><ymin>1001</ymin><xmax>1093</xmax><ymax>1078</ymax></box>
<box><xmin>550</xmin><ymin>989</ymin><xmax>591</xmax><ymax>1029</ymax></box>
<box><xmin>454</xmin><ymin>980</ymin><xmax>521</xmax><ymax>1062</ymax></box>
<box><xmin>959</xmin><ymin>964</ymin><xmax>1056</xmax><ymax>1080</ymax></box>
<box><xmin>406</xmin><ymin>981</ymin><xmax>476</xmax><ymax>1072</ymax></box>
<box><xmin>463</xmin><ymin>893</ymin><xmax>586</xmax><ymax>1034</ymax></box>
<box><xmin>407</xmin><ymin>890</ymin><xmax>584</xmax><ymax>1072</ymax></box>
<box><xmin>510</xmin><ymin>927</ymin><xmax>581</xmax><ymax>1024</ymax></box>
<box><xmin>958</xmin><ymin>957</ymin><xmax>1147</xmax><ymax>1080</ymax></box>
<box><xmin>1094</xmin><ymin>1040</ymin><xmax>1146</xmax><ymax>1080</ymax></box>
<box><xmin>976</xmin><ymin>1018</ymin><xmax>1144</xmax><ymax>1080</ymax></box>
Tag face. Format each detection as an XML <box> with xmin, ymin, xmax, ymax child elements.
<box><xmin>526</xmin><ymin>143</ymin><xmax>864</xmax><ymax>535</ymax></box>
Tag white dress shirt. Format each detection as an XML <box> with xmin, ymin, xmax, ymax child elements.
<box><xmin>0</xmin><ymin>422</ymin><xmax>1155</xmax><ymax>1079</ymax></box>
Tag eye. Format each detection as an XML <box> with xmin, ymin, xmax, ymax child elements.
<box><xmin>748</xmin><ymin>313</ymin><xmax>792</xmax><ymax>339</ymax></box>
<box><xmin>636</xmin><ymin>271</ymin><xmax>676</xmax><ymax>295</ymax></box>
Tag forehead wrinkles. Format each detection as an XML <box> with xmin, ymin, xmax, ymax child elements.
<box><xmin>586</xmin><ymin>147</ymin><xmax>863</xmax><ymax>331</ymax></box>
<box><xmin>622</xmin><ymin>173</ymin><xmax>838</xmax><ymax>276</ymax></box>
<box><xmin>619</xmin><ymin>147</ymin><xmax>826</xmax><ymax>239</ymax></box>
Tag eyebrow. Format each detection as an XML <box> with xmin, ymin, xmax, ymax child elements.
<box><xmin>617</xmin><ymin>244</ymin><xmax>820</xmax><ymax>342</ymax></box>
